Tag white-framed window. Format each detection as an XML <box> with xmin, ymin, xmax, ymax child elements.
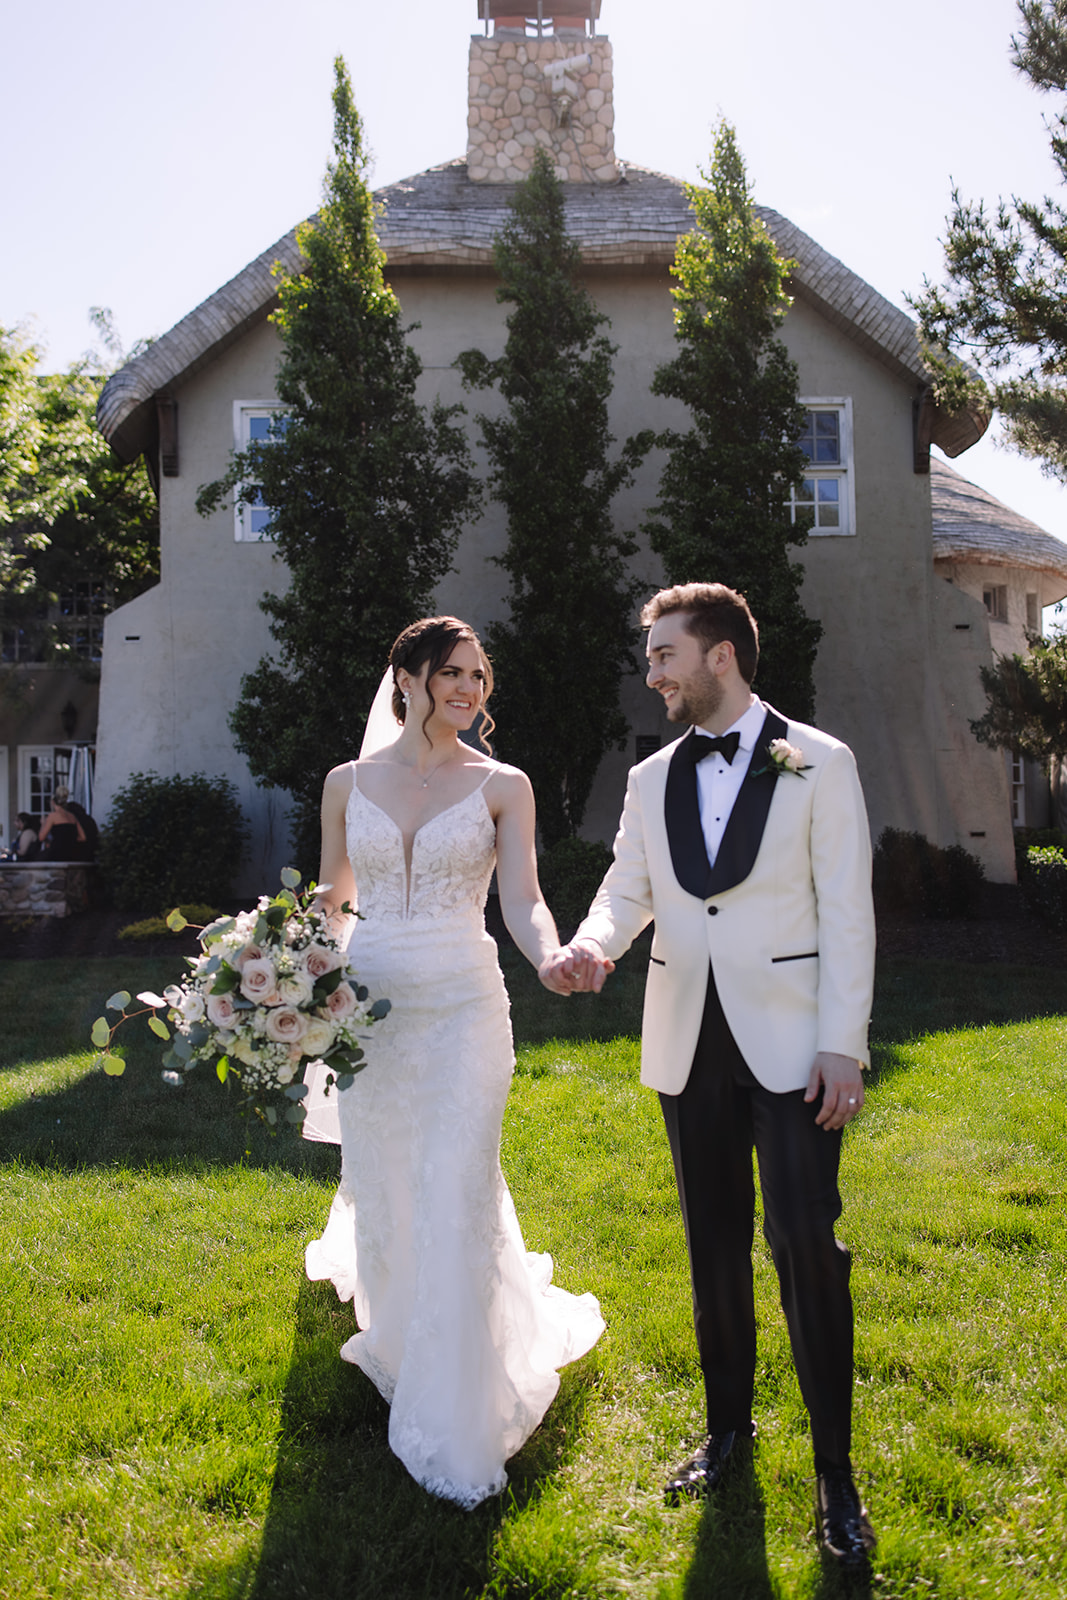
<box><xmin>789</xmin><ymin>399</ymin><xmax>855</xmax><ymax>537</ymax></box>
<box><xmin>983</xmin><ymin>584</ymin><xmax>1008</xmax><ymax>622</ymax></box>
<box><xmin>233</xmin><ymin>402</ymin><xmax>288</xmax><ymax>542</ymax></box>
<box><xmin>18</xmin><ymin>746</ymin><xmax>70</xmax><ymax>818</ymax></box>
<box><xmin>1010</xmin><ymin>751</ymin><xmax>1026</xmax><ymax>826</ymax></box>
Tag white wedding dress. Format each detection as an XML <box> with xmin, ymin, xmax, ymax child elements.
<box><xmin>305</xmin><ymin>761</ymin><xmax>605</xmax><ymax>1508</ymax></box>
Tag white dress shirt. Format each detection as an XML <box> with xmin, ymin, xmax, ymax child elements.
<box><xmin>692</xmin><ymin>698</ymin><xmax>766</xmax><ymax>865</ymax></box>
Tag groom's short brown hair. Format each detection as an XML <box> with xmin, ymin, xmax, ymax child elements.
<box><xmin>640</xmin><ymin>582</ymin><xmax>760</xmax><ymax>684</ymax></box>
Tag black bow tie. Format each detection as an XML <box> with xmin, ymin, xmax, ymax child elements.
<box><xmin>686</xmin><ymin>731</ymin><xmax>741</xmax><ymax>766</ymax></box>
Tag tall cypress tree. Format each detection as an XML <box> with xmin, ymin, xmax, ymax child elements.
<box><xmin>458</xmin><ymin>148</ymin><xmax>652</xmax><ymax>847</ymax></box>
<box><xmin>645</xmin><ymin>121</ymin><xmax>821</xmax><ymax>720</ymax></box>
<box><xmin>198</xmin><ymin>58</ymin><xmax>479</xmax><ymax>865</ymax></box>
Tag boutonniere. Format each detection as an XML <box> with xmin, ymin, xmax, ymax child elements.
<box><xmin>752</xmin><ymin>737</ymin><xmax>812</xmax><ymax>779</ymax></box>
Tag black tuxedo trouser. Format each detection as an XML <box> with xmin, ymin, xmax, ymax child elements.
<box><xmin>659</xmin><ymin>962</ymin><xmax>853</xmax><ymax>1467</ymax></box>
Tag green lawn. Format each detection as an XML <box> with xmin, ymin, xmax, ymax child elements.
<box><xmin>2</xmin><ymin>949</ymin><xmax>1067</xmax><ymax>1597</ymax></box>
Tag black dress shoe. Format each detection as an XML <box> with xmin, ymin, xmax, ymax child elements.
<box><xmin>663</xmin><ymin>1427</ymin><xmax>753</xmax><ymax>1503</ymax></box>
<box><xmin>815</xmin><ymin>1468</ymin><xmax>876</xmax><ymax>1568</ymax></box>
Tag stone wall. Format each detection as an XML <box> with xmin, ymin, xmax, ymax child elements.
<box><xmin>467</xmin><ymin>35</ymin><xmax>616</xmax><ymax>182</ymax></box>
<box><xmin>0</xmin><ymin>863</ymin><xmax>92</xmax><ymax>918</ymax></box>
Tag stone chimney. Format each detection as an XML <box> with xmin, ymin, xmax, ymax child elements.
<box><xmin>467</xmin><ymin>3</ymin><xmax>616</xmax><ymax>183</ymax></box>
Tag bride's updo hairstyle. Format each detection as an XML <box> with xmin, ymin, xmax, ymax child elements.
<box><xmin>390</xmin><ymin>616</ymin><xmax>495</xmax><ymax>750</ymax></box>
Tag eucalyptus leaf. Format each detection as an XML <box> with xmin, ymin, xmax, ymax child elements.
<box><xmin>369</xmin><ymin>998</ymin><xmax>392</xmax><ymax>1019</ymax></box>
<box><xmin>185</xmin><ymin>1024</ymin><xmax>209</xmax><ymax>1050</ymax></box>
<box><xmin>161</xmin><ymin>1048</ymin><xmax>181</xmax><ymax>1071</ymax></box>
<box><xmin>314</xmin><ymin>966</ymin><xmax>343</xmax><ymax>998</ymax></box>
<box><xmin>202</xmin><ymin>916</ymin><xmax>236</xmax><ymax>945</ymax></box>
<box><xmin>201</xmin><ymin>954</ymin><xmax>224</xmax><ymax>977</ymax></box>
<box><xmin>148</xmin><ymin>1016</ymin><xmax>170</xmax><ymax>1040</ymax></box>
<box><xmin>280</xmin><ymin>867</ymin><xmax>302</xmax><ymax>889</ymax></box>
<box><xmin>335</xmin><ymin>1073</ymin><xmax>356</xmax><ymax>1091</ymax></box>
<box><xmin>285</xmin><ymin>1104</ymin><xmax>307</xmax><ymax>1124</ymax></box>
<box><xmin>284</xmin><ymin>1083</ymin><xmax>309</xmax><ymax>1100</ymax></box>
<box><xmin>106</xmin><ymin>991</ymin><xmax>131</xmax><ymax>1012</ymax></box>
<box><xmin>91</xmin><ymin>1017</ymin><xmax>111</xmax><ymax>1049</ymax></box>
<box><xmin>165</xmin><ymin>909</ymin><xmax>188</xmax><ymax>932</ymax></box>
<box><xmin>265</xmin><ymin>1106</ymin><xmax>277</xmax><ymax>1126</ymax></box>
<box><xmin>102</xmin><ymin>1054</ymin><xmax>126</xmax><ymax>1077</ymax></box>
<box><xmin>356</xmin><ymin>984</ymin><xmax>369</xmax><ymax>1002</ymax></box>
<box><xmin>217</xmin><ymin>1056</ymin><xmax>230</xmax><ymax>1084</ymax></box>
<box><xmin>136</xmin><ymin>990</ymin><xmax>168</xmax><ymax>1008</ymax></box>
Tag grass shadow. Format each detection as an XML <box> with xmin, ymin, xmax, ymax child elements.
<box><xmin>680</xmin><ymin>1452</ymin><xmax>774</xmax><ymax>1599</ymax></box>
<box><xmin>872</xmin><ymin>956</ymin><xmax>1067</xmax><ymax>1044</ymax></box>
<box><xmin>232</xmin><ymin>1280</ymin><xmax>601</xmax><ymax>1600</ymax></box>
<box><xmin>0</xmin><ymin>1042</ymin><xmax>342</xmax><ymax>1180</ymax></box>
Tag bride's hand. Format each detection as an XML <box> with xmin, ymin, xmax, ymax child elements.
<box><xmin>539</xmin><ymin>942</ymin><xmax>613</xmax><ymax>995</ymax></box>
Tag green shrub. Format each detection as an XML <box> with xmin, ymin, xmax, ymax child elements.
<box><xmin>1019</xmin><ymin>845</ymin><xmax>1067</xmax><ymax>930</ymax></box>
<box><xmin>1013</xmin><ymin>826</ymin><xmax>1067</xmax><ymax>875</ymax></box>
<box><xmin>118</xmin><ymin>903</ymin><xmax>220</xmax><ymax>941</ymax></box>
<box><xmin>537</xmin><ymin>836</ymin><xmax>614</xmax><ymax>934</ymax></box>
<box><xmin>872</xmin><ymin>828</ymin><xmax>986</xmax><ymax>919</ymax></box>
<box><xmin>98</xmin><ymin>773</ymin><xmax>248</xmax><ymax>912</ymax></box>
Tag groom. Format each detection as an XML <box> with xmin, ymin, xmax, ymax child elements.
<box><xmin>540</xmin><ymin>582</ymin><xmax>877</xmax><ymax>1569</ymax></box>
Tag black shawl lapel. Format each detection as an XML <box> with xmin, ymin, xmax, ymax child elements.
<box><xmin>705</xmin><ymin>708</ymin><xmax>789</xmax><ymax>896</ymax></box>
<box><xmin>665</xmin><ymin>730</ymin><xmax>713</xmax><ymax>898</ymax></box>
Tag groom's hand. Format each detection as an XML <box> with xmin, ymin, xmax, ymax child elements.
<box><xmin>805</xmin><ymin>1052</ymin><xmax>865</xmax><ymax>1130</ymax></box>
<box><xmin>539</xmin><ymin>941</ymin><xmax>614</xmax><ymax>995</ymax></box>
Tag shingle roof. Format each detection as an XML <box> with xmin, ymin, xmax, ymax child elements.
<box><xmin>97</xmin><ymin>158</ymin><xmax>986</xmax><ymax>464</ymax></box>
<box><xmin>932</xmin><ymin>456</ymin><xmax>1067</xmax><ymax>596</ymax></box>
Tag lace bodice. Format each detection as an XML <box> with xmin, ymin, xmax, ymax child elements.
<box><xmin>345</xmin><ymin>762</ymin><xmax>497</xmax><ymax>924</ymax></box>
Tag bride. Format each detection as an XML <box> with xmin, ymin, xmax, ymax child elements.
<box><xmin>303</xmin><ymin>615</ymin><xmax>605</xmax><ymax>1508</ymax></box>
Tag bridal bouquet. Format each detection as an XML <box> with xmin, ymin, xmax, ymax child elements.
<box><xmin>92</xmin><ymin>869</ymin><xmax>390</xmax><ymax>1128</ymax></box>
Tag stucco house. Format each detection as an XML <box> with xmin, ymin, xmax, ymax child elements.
<box><xmin>87</xmin><ymin>0</ymin><xmax>1067</xmax><ymax>891</ymax></box>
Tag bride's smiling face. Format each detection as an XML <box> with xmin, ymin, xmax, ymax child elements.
<box><xmin>408</xmin><ymin>640</ymin><xmax>487</xmax><ymax>732</ymax></box>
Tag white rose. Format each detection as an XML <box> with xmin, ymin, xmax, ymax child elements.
<box><xmin>232</xmin><ymin>1035</ymin><xmax>258</xmax><ymax>1066</ymax></box>
<box><xmin>301</xmin><ymin>1017</ymin><xmax>336</xmax><ymax>1057</ymax></box>
<box><xmin>180</xmin><ymin>990</ymin><xmax>206</xmax><ymax>1024</ymax></box>
<box><xmin>275</xmin><ymin>1062</ymin><xmax>296</xmax><ymax>1085</ymax></box>
<box><xmin>278</xmin><ymin>973</ymin><xmax>314</xmax><ymax>1008</ymax></box>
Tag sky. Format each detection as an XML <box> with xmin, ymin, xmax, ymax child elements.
<box><xmin>3</xmin><ymin>0</ymin><xmax>1064</xmax><ymax>542</ymax></box>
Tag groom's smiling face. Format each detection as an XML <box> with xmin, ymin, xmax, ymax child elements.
<box><xmin>646</xmin><ymin>613</ymin><xmax>724</xmax><ymax>726</ymax></box>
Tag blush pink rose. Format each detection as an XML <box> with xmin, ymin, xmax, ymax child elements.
<box><xmin>264</xmin><ymin>1005</ymin><xmax>308</xmax><ymax>1044</ymax></box>
<box><xmin>206</xmin><ymin>992</ymin><xmax>238</xmax><ymax>1029</ymax></box>
<box><xmin>233</xmin><ymin>942</ymin><xmax>266</xmax><ymax>971</ymax></box>
<box><xmin>240</xmin><ymin>958</ymin><xmax>280</xmax><ymax>1005</ymax></box>
<box><xmin>325</xmin><ymin>982</ymin><xmax>358</xmax><ymax>1019</ymax></box>
<box><xmin>303</xmin><ymin>943</ymin><xmax>343</xmax><ymax>979</ymax></box>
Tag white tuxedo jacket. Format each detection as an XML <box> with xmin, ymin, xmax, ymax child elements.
<box><xmin>576</xmin><ymin>703</ymin><xmax>875</xmax><ymax>1096</ymax></box>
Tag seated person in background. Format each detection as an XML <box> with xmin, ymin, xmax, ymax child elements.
<box><xmin>38</xmin><ymin>787</ymin><xmax>86</xmax><ymax>860</ymax></box>
<box><xmin>14</xmin><ymin>813</ymin><xmax>40</xmax><ymax>859</ymax></box>
<box><xmin>66</xmin><ymin>799</ymin><xmax>99</xmax><ymax>860</ymax></box>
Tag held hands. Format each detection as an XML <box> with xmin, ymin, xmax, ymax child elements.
<box><xmin>805</xmin><ymin>1051</ymin><xmax>865</xmax><ymax>1130</ymax></box>
<box><xmin>539</xmin><ymin>940</ymin><xmax>615</xmax><ymax>996</ymax></box>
